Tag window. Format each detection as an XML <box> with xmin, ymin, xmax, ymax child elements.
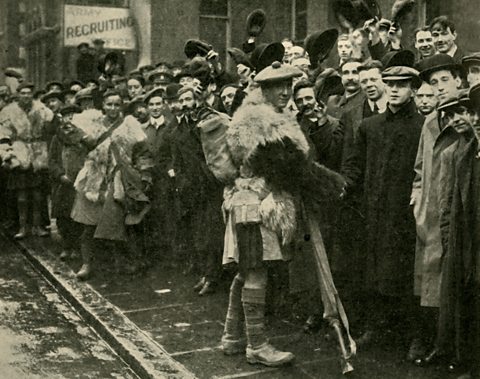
<box><xmin>199</xmin><ymin>0</ymin><xmax>230</xmax><ymax>66</ymax></box>
<box><xmin>292</xmin><ymin>0</ymin><xmax>307</xmax><ymax>41</ymax></box>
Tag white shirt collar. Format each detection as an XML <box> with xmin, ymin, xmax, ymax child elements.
<box><xmin>446</xmin><ymin>44</ymin><xmax>458</xmax><ymax>58</ymax></box>
<box><xmin>149</xmin><ymin>115</ymin><xmax>165</xmax><ymax>129</ymax></box>
<box><xmin>368</xmin><ymin>95</ymin><xmax>387</xmax><ymax>113</ymax></box>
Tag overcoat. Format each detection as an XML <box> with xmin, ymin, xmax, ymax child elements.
<box><xmin>411</xmin><ymin>111</ymin><xmax>458</xmax><ymax>306</ymax></box>
<box><xmin>343</xmin><ymin>101</ymin><xmax>423</xmax><ymax>297</ymax></box>
<box><xmin>435</xmin><ymin>133</ymin><xmax>480</xmax><ymax>363</ymax></box>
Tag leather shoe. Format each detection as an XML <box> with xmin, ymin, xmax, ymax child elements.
<box><xmin>198</xmin><ymin>281</ymin><xmax>215</xmax><ymax>296</ymax></box>
<box><xmin>14</xmin><ymin>227</ymin><xmax>27</xmax><ymax>240</ymax></box>
<box><xmin>246</xmin><ymin>343</ymin><xmax>295</xmax><ymax>367</ymax></box>
<box><xmin>193</xmin><ymin>277</ymin><xmax>206</xmax><ymax>292</ymax></box>
<box><xmin>32</xmin><ymin>226</ymin><xmax>49</xmax><ymax>237</ymax></box>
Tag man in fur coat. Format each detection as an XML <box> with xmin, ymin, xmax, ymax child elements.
<box><xmin>70</xmin><ymin>90</ymin><xmax>153</xmax><ymax>280</ymax></box>
<box><xmin>209</xmin><ymin>62</ymin><xmax>348</xmax><ymax>368</ymax></box>
<box><xmin>0</xmin><ymin>82</ymin><xmax>54</xmax><ymax>239</ymax></box>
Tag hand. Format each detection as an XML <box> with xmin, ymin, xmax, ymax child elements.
<box><xmin>363</xmin><ymin>18</ymin><xmax>378</xmax><ymax>34</ymax></box>
<box><xmin>388</xmin><ymin>25</ymin><xmax>402</xmax><ymax>49</ymax></box>
<box><xmin>205</xmin><ymin>50</ymin><xmax>219</xmax><ymax>62</ymax></box>
<box><xmin>314</xmin><ymin>106</ymin><xmax>328</xmax><ymax>127</ymax></box>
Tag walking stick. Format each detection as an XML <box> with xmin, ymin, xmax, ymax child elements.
<box><xmin>305</xmin><ymin>204</ymin><xmax>356</xmax><ymax>375</ymax></box>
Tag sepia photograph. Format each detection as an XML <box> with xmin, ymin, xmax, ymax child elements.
<box><xmin>0</xmin><ymin>0</ymin><xmax>479</xmax><ymax>378</ymax></box>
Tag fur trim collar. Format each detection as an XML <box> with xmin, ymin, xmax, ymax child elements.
<box><xmin>226</xmin><ymin>88</ymin><xmax>309</xmax><ymax>166</ymax></box>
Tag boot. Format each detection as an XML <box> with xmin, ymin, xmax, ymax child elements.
<box><xmin>15</xmin><ymin>197</ymin><xmax>28</xmax><ymax>239</ymax></box>
<box><xmin>14</xmin><ymin>226</ymin><xmax>27</xmax><ymax>240</ymax></box>
<box><xmin>76</xmin><ymin>240</ymin><xmax>93</xmax><ymax>280</ymax></box>
<box><xmin>221</xmin><ymin>275</ymin><xmax>246</xmax><ymax>355</ymax></box>
<box><xmin>243</xmin><ymin>300</ymin><xmax>294</xmax><ymax>367</ymax></box>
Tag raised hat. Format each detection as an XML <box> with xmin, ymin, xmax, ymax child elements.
<box><xmin>144</xmin><ymin>87</ymin><xmax>164</xmax><ymax>104</ymax></box>
<box><xmin>246</xmin><ymin>9</ymin><xmax>267</xmax><ymax>38</ymax></box>
<box><xmin>304</xmin><ymin>29</ymin><xmax>339</xmax><ymax>69</ymax></box>
<box><xmin>418</xmin><ymin>53</ymin><xmax>463</xmax><ymax>82</ymax></box>
<box><xmin>163</xmin><ymin>83</ymin><xmax>182</xmax><ymax>100</ymax></box>
<box><xmin>41</xmin><ymin>91</ymin><xmax>64</xmax><ymax>103</ymax></box>
<box><xmin>382</xmin><ymin>49</ymin><xmax>416</xmax><ymax>69</ymax></box>
<box><xmin>333</xmin><ymin>0</ymin><xmax>382</xmax><ymax>29</ymax></box>
<box><xmin>227</xmin><ymin>47</ymin><xmax>254</xmax><ymax>70</ymax></box>
<box><xmin>250</xmin><ymin>42</ymin><xmax>285</xmax><ymax>73</ymax></box>
<box><xmin>254</xmin><ymin>61</ymin><xmax>303</xmax><ymax>84</ymax></box>
<box><xmin>462</xmin><ymin>53</ymin><xmax>480</xmax><ymax>68</ymax></box>
<box><xmin>184</xmin><ymin>39</ymin><xmax>212</xmax><ymax>59</ymax></box>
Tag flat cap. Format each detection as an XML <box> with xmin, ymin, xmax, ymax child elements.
<box><xmin>144</xmin><ymin>87</ymin><xmax>164</xmax><ymax>104</ymax></box>
<box><xmin>254</xmin><ymin>61</ymin><xmax>303</xmax><ymax>84</ymax></box>
<box><xmin>46</xmin><ymin>81</ymin><xmax>64</xmax><ymax>92</ymax></box>
<box><xmin>462</xmin><ymin>52</ymin><xmax>480</xmax><ymax>67</ymax></box>
<box><xmin>437</xmin><ymin>90</ymin><xmax>471</xmax><ymax>112</ymax></box>
<box><xmin>60</xmin><ymin>104</ymin><xmax>81</xmax><ymax>116</ymax></box>
<box><xmin>418</xmin><ymin>53</ymin><xmax>463</xmax><ymax>82</ymax></box>
<box><xmin>382</xmin><ymin>49</ymin><xmax>415</xmax><ymax>69</ymax></box>
<box><xmin>75</xmin><ymin>88</ymin><xmax>93</xmax><ymax>102</ymax></box>
<box><xmin>382</xmin><ymin>65</ymin><xmax>421</xmax><ymax>87</ymax></box>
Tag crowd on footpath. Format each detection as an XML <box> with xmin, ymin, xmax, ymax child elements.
<box><xmin>1</xmin><ymin>4</ymin><xmax>480</xmax><ymax>376</ymax></box>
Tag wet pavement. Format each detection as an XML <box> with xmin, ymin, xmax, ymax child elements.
<box><xmin>4</xmin><ymin>229</ymin><xmax>461</xmax><ymax>379</ymax></box>
<box><xmin>0</xmin><ymin>237</ymin><xmax>139</xmax><ymax>379</ymax></box>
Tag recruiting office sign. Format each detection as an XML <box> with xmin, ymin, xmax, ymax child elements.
<box><xmin>64</xmin><ymin>5</ymin><xmax>136</xmax><ymax>50</ymax></box>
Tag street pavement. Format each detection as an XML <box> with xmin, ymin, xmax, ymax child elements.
<box><xmin>2</xmin><ymin>229</ymin><xmax>460</xmax><ymax>379</ymax></box>
<box><xmin>0</xmin><ymin>236</ymin><xmax>139</xmax><ymax>379</ymax></box>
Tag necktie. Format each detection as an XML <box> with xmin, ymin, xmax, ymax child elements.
<box><xmin>372</xmin><ymin>102</ymin><xmax>379</xmax><ymax>114</ymax></box>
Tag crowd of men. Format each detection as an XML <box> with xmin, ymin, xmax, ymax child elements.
<box><xmin>1</xmin><ymin>10</ymin><xmax>480</xmax><ymax>377</ymax></box>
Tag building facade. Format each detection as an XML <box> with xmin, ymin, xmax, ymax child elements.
<box><xmin>0</xmin><ymin>0</ymin><xmax>479</xmax><ymax>87</ymax></box>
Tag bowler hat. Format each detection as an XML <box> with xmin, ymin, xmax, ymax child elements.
<box><xmin>246</xmin><ymin>9</ymin><xmax>267</xmax><ymax>38</ymax></box>
<box><xmin>163</xmin><ymin>83</ymin><xmax>182</xmax><ymax>100</ymax></box>
<box><xmin>184</xmin><ymin>39</ymin><xmax>212</xmax><ymax>59</ymax></box>
<box><xmin>462</xmin><ymin>53</ymin><xmax>480</xmax><ymax>68</ymax></box>
<box><xmin>382</xmin><ymin>49</ymin><xmax>416</xmax><ymax>69</ymax></box>
<box><xmin>254</xmin><ymin>61</ymin><xmax>303</xmax><ymax>84</ymax></box>
<box><xmin>46</xmin><ymin>81</ymin><xmax>64</xmax><ymax>92</ymax></box>
<box><xmin>227</xmin><ymin>47</ymin><xmax>254</xmax><ymax>70</ymax></box>
<box><xmin>418</xmin><ymin>53</ymin><xmax>463</xmax><ymax>82</ymax></box>
<box><xmin>41</xmin><ymin>91</ymin><xmax>64</xmax><ymax>103</ymax></box>
<box><xmin>304</xmin><ymin>29</ymin><xmax>339</xmax><ymax>69</ymax></box>
<box><xmin>144</xmin><ymin>88</ymin><xmax>164</xmax><ymax>104</ymax></box>
<box><xmin>250</xmin><ymin>42</ymin><xmax>285</xmax><ymax>73</ymax></box>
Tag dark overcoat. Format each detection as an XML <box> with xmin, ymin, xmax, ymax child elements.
<box><xmin>343</xmin><ymin>100</ymin><xmax>424</xmax><ymax>297</ymax></box>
